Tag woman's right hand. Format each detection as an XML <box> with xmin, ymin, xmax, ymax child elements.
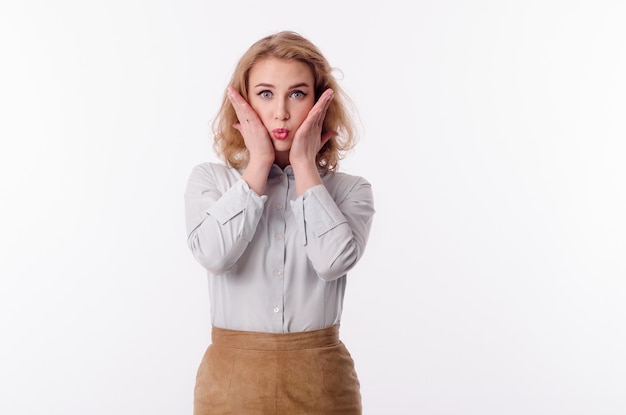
<box><xmin>227</xmin><ymin>87</ymin><xmax>273</xmax><ymax>195</ymax></box>
<box><xmin>227</xmin><ymin>87</ymin><xmax>275</xmax><ymax>166</ymax></box>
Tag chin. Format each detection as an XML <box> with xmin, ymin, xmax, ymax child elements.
<box><xmin>273</xmin><ymin>141</ymin><xmax>292</xmax><ymax>152</ymax></box>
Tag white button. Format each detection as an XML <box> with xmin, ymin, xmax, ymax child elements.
<box><xmin>273</xmin><ymin>306</ymin><xmax>280</xmax><ymax>313</ymax></box>
<box><xmin>276</xmin><ymin>203</ymin><xmax>283</xmax><ymax>210</ymax></box>
<box><xmin>273</xmin><ymin>269</ymin><xmax>282</xmax><ymax>277</ymax></box>
<box><xmin>275</xmin><ymin>234</ymin><xmax>283</xmax><ymax>240</ymax></box>
<box><xmin>279</xmin><ymin>175</ymin><xmax>285</xmax><ymax>181</ymax></box>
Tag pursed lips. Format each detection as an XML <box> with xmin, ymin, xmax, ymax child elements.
<box><xmin>272</xmin><ymin>128</ymin><xmax>289</xmax><ymax>140</ymax></box>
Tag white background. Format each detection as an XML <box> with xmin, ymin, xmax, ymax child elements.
<box><xmin>1</xmin><ymin>1</ymin><xmax>625</xmax><ymax>414</ymax></box>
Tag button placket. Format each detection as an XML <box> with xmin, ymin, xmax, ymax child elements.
<box><xmin>268</xmin><ymin>171</ymin><xmax>289</xmax><ymax>331</ymax></box>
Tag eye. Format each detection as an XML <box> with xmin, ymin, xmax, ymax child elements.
<box><xmin>290</xmin><ymin>90</ymin><xmax>307</xmax><ymax>99</ymax></box>
<box><xmin>258</xmin><ymin>90</ymin><xmax>273</xmax><ymax>99</ymax></box>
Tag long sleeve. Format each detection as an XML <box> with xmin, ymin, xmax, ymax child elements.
<box><xmin>184</xmin><ymin>163</ymin><xmax>375</xmax><ymax>332</ymax></box>
<box><xmin>184</xmin><ymin>163</ymin><xmax>267</xmax><ymax>274</ymax></box>
<box><xmin>290</xmin><ymin>175</ymin><xmax>375</xmax><ymax>281</ymax></box>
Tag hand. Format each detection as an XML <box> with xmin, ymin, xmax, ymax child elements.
<box><xmin>289</xmin><ymin>88</ymin><xmax>337</xmax><ymax>169</ymax></box>
<box><xmin>227</xmin><ymin>87</ymin><xmax>275</xmax><ymax>166</ymax></box>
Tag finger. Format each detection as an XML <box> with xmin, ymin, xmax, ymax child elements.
<box><xmin>300</xmin><ymin>89</ymin><xmax>334</xmax><ymax>132</ymax></box>
<box><xmin>227</xmin><ymin>87</ymin><xmax>255</xmax><ymax>124</ymax></box>
<box><xmin>314</xmin><ymin>89</ymin><xmax>333</xmax><ymax>114</ymax></box>
<box><xmin>315</xmin><ymin>89</ymin><xmax>334</xmax><ymax>127</ymax></box>
<box><xmin>227</xmin><ymin>86</ymin><xmax>244</xmax><ymax>105</ymax></box>
<box><xmin>317</xmin><ymin>88</ymin><xmax>334</xmax><ymax>105</ymax></box>
<box><xmin>321</xmin><ymin>130</ymin><xmax>337</xmax><ymax>145</ymax></box>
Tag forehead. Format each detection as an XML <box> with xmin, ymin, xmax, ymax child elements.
<box><xmin>248</xmin><ymin>58</ymin><xmax>314</xmax><ymax>86</ymax></box>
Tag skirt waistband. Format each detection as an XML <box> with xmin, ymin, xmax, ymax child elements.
<box><xmin>211</xmin><ymin>325</ymin><xmax>340</xmax><ymax>351</ymax></box>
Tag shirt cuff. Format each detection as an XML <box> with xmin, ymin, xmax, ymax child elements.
<box><xmin>290</xmin><ymin>184</ymin><xmax>347</xmax><ymax>245</ymax></box>
<box><xmin>207</xmin><ymin>179</ymin><xmax>267</xmax><ymax>241</ymax></box>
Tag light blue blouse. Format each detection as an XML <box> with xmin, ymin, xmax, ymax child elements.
<box><xmin>184</xmin><ymin>162</ymin><xmax>375</xmax><ymax>333</ymax></box>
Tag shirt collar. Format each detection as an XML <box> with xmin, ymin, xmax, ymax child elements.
<box><xmin>269</xmin><ymin>164</ymin><xmax>294</xmax><ymax>178</ymax></box>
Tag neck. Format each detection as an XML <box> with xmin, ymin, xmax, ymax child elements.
<box><xmin>274</xmin><ymin>151</ymin><xmax>289</xmax><ymax>169</ymax></box>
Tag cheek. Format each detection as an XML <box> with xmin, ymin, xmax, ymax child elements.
<box><xmin>293</xmin><ymin>103</ymin><xmax>314</xmax><ymax>124</ymax></box>
<box><xmin>250</xmin><ymin>103</ymin><xmax>271</xmax><ymax>123</ymax></box>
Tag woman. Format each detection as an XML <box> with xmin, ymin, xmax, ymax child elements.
<box><xmin>184</xmin><ymin>30</ymin><xmax>375</xmax><ymax>414</ymax></box>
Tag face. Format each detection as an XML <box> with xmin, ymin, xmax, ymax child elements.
<box><xmin>247</xmin><ymin>58</ymin><xmax>316</xmax><ymax>158</ymax></box>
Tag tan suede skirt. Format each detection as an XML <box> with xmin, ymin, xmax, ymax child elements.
<box><xmin>193</xmin><ymin>325</ymin><xmax>362</xmax><ymax>415</ymax></box>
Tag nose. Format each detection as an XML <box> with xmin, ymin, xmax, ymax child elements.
<box><xmin>274</xmin><ymin>99</ymin><xmax>290</xmax><ymax>120</ymax></box>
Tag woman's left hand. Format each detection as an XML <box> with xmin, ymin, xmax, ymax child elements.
<box><xmin>289</xmin><ymin>88</ymin><xmax>337</xmax><ymax>168</ymax></box>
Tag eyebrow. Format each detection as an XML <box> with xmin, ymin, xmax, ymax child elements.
<box><xmin>252</xmin><ymin>82</ymin><xmax>312</xmax><ymax>89</ymax></box>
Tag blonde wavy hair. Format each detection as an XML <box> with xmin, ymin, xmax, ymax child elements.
<box><xmin>212</xmin><ymin>31</ymin><xmax>359</xmax><ymax>174</ymax></box>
